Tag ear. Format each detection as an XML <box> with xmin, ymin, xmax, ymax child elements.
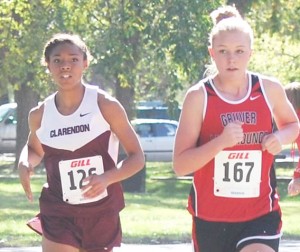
<box><xmin>46</xmin><ymin>64</ymin><xmax>51</xmax><ymax>73</ymax></box>
<box><xmin>208</xmin><ymin>47</ymin><xmax>214</xmax><ymax>58</ymax></box>
<box><xmin>83</xmin><ymin>59</ymin><xmax>88</xmax><ymax>69</ymax></box>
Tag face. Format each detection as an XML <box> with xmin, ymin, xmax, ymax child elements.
<box><xmin>47</xmin><ymin>43</ymin><xmax>88</xmax><ymax>90</ymax></box>
<box><xmin>209</xmin><ymin>30</ymin><xmax>252</xmax><ymax>80</ymax></box>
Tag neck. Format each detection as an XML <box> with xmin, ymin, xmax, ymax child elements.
<box><xmin>55</xmin><ymin>85</ymin><xmax>85</xmax><ymax>115</ymax></box>
<box><xmin>213</xmin><ymin>73</ymin><xmax>248</xmax><ymax>100</ymax></box>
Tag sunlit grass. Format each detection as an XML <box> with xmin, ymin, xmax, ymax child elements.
<box><xmin>0</xmin><ymin>175</ymin><xmax>44</xmax><ymax>247</ymax></box>
<box><xmin>281</xmin><ymin>201</ymin><xmax>300</xmax><ymax>239</ymax></box>
<box><xmin>0</xmin><ymin>161</ymin><xmax>299</xmax><ymax>247</ymax></box>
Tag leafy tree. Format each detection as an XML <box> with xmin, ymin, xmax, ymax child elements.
<box><xmin>0</xmin><ymin>1</ymin><xmax>53</xmax><ymax>167</ymax></box>
<box><xmin>136</xmin><ymin>0</ymin><xmax>220</xmax><ymax>114</ymax></box>
<box><xmin>229</xmin><ymin>0</ymin><xmax>300</xmax><ymax>84</ymax></box>
<box><xmin>226</xmin><ymin>0</ymin><xmax>300</xmax><ymax>84</ymax></box>
<box><xmin>87</xmin><ymin>0</ymin><xmax>222</xmax><ymax>118</ymax></box>
<box><xmin>0</xmin><ymin>0</ymin><xmax>222</xmax><ymax>168</ymax></box>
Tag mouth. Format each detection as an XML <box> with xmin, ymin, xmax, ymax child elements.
<box><xmin>227</xmin><ymin>67</ymin><xmax>238</xmax><ymax>71</ymax></box>
<box><xmin>61</xmin><ymin>74</ymin><xmax>71</xmax><ymax>79</ymax></box>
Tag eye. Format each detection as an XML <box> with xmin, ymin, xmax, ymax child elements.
<box><xmin>219</xmin><ymin>49</ymin><xmax>227</xmax><ymax>54</ymax></box>
<box><xmin>72</xmin><ymin>57</ymin><xmax>79</xmax><ymax>62</ymax></box>
<box><xmin>236</xmin><ymin>49</ymin><xmax>244</xmax><ymax>54</ymax></box>
<box><xmin>53</xmin><ymin>58</ymin><xmax>60</xmax><ymax>63</ymax></box>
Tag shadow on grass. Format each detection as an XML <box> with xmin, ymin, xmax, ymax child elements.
<box><xmin>123</xmin><ymin>233</ymin><xmax>191</xmax><ymax>244</ymax></box>
<box><xmin>124</xmin><ymin>178</ymin><xmax>191</xmax><ymax>209</ymax></box>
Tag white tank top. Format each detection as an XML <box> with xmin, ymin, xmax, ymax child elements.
<box><xmin>36</xmin><ymin>84</ymin><xmax>118</xmax><ymax>155</ymax></box>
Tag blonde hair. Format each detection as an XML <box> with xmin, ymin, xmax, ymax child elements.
<box><xmin>208</xmin><ymin>5</ymin><xmax>254</xmax><ymax>49</ymax></box>
<box><xmin>204</xmin><ymin>5</ymin><xmax>253</xmax><ymax>77</ymax></box>
<box><xmin>210</xmin><ymin>5</ymin><xmax>241</xmax><ymax>25</ymax></box>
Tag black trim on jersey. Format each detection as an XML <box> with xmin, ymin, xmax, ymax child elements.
<box><xmin>204</xmin><ymin>80</ymin><xmax>216</xmax><ymax>97</ymax></box>
<box><xmin>189</xmin><ymin>186</ymin><xmax>196</xmax><ymax>213</ymax></box>
<box><xmin>205</xmin><ymin>73</ymin><xmax>263</xmax><ymax>97</ymax></box>
<box><xmin>269</xmin><ymin>163</ymin><xmax>278</xmax><ymax>209</ymax></box>
<box><xmin>251</xmin><ymin>74</ymin><xmax>264</xmax><ymax>95</ymax></box>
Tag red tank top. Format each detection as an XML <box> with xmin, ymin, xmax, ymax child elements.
<box><xmin>187</xmin><ymin>72</ymin><xmax>280</xmax><ymax>222</ymax></box>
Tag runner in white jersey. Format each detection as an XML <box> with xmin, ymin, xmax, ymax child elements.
<box><xmin>18</xmin><ymin>33</ymin><xmax>145</xmax><ymax>252</ymax></box>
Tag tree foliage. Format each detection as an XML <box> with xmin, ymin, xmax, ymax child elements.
<box><xmin>246</xmin><ymin>0</ymin><xmax>300</xmax><ymax>84</ymax></box>
<box><xmin>1</xmin><ymin>0</ymin><xmax>300</xmax><ymax>166</ymax></box>
<box><xmin>1</xmin><ymin>0</ymin><xmax>222</xmax><ymax>111</ymax></box>
<box><xmin>0</xmin><ymin>0</ymin><xmax>222</xmax><ymax>166</ymax></box>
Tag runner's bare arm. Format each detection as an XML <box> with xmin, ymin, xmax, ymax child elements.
<box><xmin>100</xmin><ymin>91</ymin><xmax>144</xmax><ymax>182</ymax></box>
<box><xmin>262</xmin><ymin>78</ymin><xmax>299</xmax><ymax>154</ymax></box>
<box><xmin>81</xmin><ymin>91</ymin><xmax>145</xmax><ymax>198</ymax></box>
<box><xmin>173</xmin><ymin>84</ymin><xmax>244</xmax><ymax>176</ymax></box>
<box><xmin>18</xmin><ymin>105</ymin><xmax>45</xmax><ymax>201</ymax></box>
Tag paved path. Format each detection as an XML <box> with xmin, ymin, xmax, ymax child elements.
<box><xmin>0</xmin><ymin>240</ymin><xmax>299</xmax><ymax>252</ymax></box>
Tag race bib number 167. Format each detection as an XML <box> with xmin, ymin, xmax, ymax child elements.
<box><xmin>214</xmin><ymin>150</ymin><xmax>262</xmax><ymax>198</ymax></box>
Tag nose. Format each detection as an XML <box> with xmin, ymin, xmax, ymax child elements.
<box><xmin>227</xmin><ymin>52</ymin><xmax>236</xmax><ymax>63</ymax></box>
<box><xmin>60</xmin><ymin>61</ymin><xmax>71</xmax><ymax>71</ymax></box>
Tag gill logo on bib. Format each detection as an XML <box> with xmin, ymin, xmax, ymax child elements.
<box><xmin>59</xmin><ymin>155</ymin><xmax>107</xmax><ymax>204</ymax></box>
<box><xmin>214</xmin><ymin>150</ymin><xmax>262</xmax><ymax>198</ymax></box>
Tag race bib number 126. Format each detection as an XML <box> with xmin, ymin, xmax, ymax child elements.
<box><xmin>214</xmin><ymin>150</ymin><xmax>262</xmax><ymax>198</ymax></box>
<box><xmin>59</xmin><ymin>155</ymin><xmax>107</xmax><ymax>204</ymax></box>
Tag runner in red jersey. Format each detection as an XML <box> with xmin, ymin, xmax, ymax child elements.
<box><xmin>173</xmin><ymin>5</ymin><xmax>299</xmax><ymax>252</ymax></box>
<box><xmin>18</xmin><ymin>33</ymin><xmax>145</xmax><ymax>252</ymax></box>
<box><xmin>285</xmin><ymin>82</ymin><xmax>300</xmax><ymax>196</ymax></box>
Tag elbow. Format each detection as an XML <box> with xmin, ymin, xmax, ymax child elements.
<box><xmin>173</xmin><ymin>159</ymin><xmax>187</xmax><ymax>177</ymax></box>
<box><xmin>136</xmin><ymin>152</ymin><xmax>146</xmax><ymax>172</ymax></box>
<box><xmin>173</xmin><ymin>168</ymin><xmax>185</xmax><ymax>177</ymax></box>
<box><xmin>291</xmin><ymin>122</ymin><xmax>300</xmax><ymax>142</ymax></box>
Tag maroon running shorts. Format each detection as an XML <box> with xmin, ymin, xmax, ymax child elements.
<box><xmin>28</xmin><ymin>213</ymin><xmax>122</xmax><ymax>252</ymax></box>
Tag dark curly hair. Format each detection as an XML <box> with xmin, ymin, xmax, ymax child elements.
<box><xmin>41</xmin><ymin>33</ymin><xmax>92</xmax><ymax>66</ymax></box>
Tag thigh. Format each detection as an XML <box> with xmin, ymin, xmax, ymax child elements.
<box><xmin>42</xmin><ymin>235</ymin><xmax>79</xmax><ymax>252</ymax></box>
<box><xmin>192</xmin><ymin>217</ymin><xmax>239</xmax><ymax>252</ymax></box>
<box><xmin>240</xmin><ymin>243</ymin><xmax>275</xmax><ymax>252</ymax></box>
<box><xmin>236</xmin><ymin>211</ymin><xmax>281</xmax><ymax>252</ymax></box>
<box><xmin>80</xmin><ymin>213</ymin><xmax>122</xmax><ymax>252</ymax></box>
<box><xmin>41</xmin><ymin>214</ymin><xmax>81</xmax><ymax>249</ymax></box>
<box><xmin>41</xmin><ymin>213</ymin><xmax>121</xmax><ymax>252</ymax></box>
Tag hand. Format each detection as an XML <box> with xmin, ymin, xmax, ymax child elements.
<box><xmin>288</xmin><ymin>178</ymin><xmax>300</xmax><ymax>196</ymax></box>
<box><xmin>220</xmin><ymin>121</ymin><xmax>244</xmax><ymax>148</ymax></box>
<box><xmin>18</xmin><ymin>161</ymin><xmax>34</xmax><ymax>202</ymax></box>
<box><xmin>81</xmin><ymin>174</ymin><xmax>108</xmax><ymax>199</ymax></box>
<box><xmin>261</xmin><ymin>133</ymin><xmax>282</xmax><ymax>155</ymax></box>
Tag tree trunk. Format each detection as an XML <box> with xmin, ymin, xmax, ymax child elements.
<box><xmin>115</xmin><ymin>77</ymin><xmax>135</xmax><ymax>120</ymax></box>
<box><xmin>14</xmin><ymin>83</ymin><xmax>39</xmax><ymax>170</ymax></box>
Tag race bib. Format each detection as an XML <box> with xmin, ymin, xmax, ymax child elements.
<box><xmin>214</xmin><ymin>150</ymin><xmax>262</xmax><ymax>198</ymax></box>
<box><xmin>59</xmin><ymin>155</ymin><xmax>107</xmax><ymax>204</ymax></box>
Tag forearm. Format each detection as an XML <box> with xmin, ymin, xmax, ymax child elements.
<box><xmin>18</xmin><ymin>145</ymin><xmax>43</xmax><ymax>169</ymax></box>
<box><xmin>104</xmin><ymin>152</ymin><xmax>145</xmax><ymax>185</ymax></box>
<box><xmin>275</xmin><ymin>122</ymin><xmax>299</xmax><ymax>145</ymax></box>
<box><xmin>173</xmin><ymin>135</ymin><xmax>225</xmax><ymax>176</ymax></box>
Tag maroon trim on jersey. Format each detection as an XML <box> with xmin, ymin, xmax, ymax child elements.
<box><xmin>39</xmin><ymin>131</ymin><xmax>125</xmax><ymax>218</ymax></box>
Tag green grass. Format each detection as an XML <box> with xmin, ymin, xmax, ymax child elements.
<box><xmin>0</xmin><ymin>176</ymin><xmax>44</xmax><ymax>247</ymax></box>
<box><xmin>0</xmin><ymin>160</ymin><xmax>300</xmax><ymax>247</ymax></box>
<box><xmin>121</xmin><ymin>176</ymin><xmax>191</xmax><ymax>244</ymax></box>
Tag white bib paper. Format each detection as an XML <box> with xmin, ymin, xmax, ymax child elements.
<box><xmin>214</xmin><ymin>150</ymin><xmax>262</xmax><ymax>198</ymax></box>
<box><xmin>59</xmin><ymin>155</ymin><xmax>107</xmax><ymax>204</ymax></box>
